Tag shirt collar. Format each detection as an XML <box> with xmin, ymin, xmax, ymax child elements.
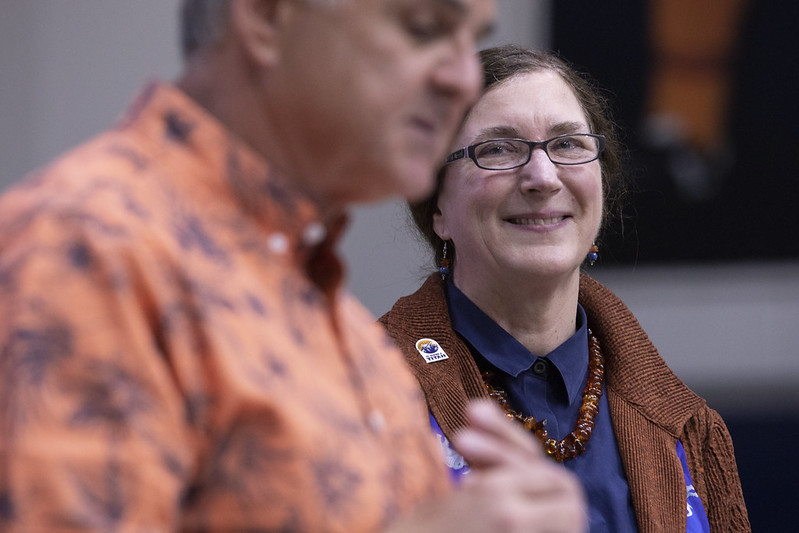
<box><xmin>447</xmin><ymin>281</ymin><xmax>589</xmax><ymax>404</ymax></box>
<box><xmin>549</xmin><ymin>305</ymin><xmax>589</xmax><ymax>404</ymax></box>
<box><xmin>120</xmin><ymin>81</ymin><xmax>346</xmax><ymax>290</ymax></box>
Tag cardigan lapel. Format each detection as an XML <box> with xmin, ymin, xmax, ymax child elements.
<box><xmin>580</xmin><ymin>273</ymin><xmax>706</xmax><ymax>531</ymax></box>
<box><xmin>608</xmin><ymin>389</ymin><xmax>686</xmax><ymax>532</ymax></box>
<box><xmin>380</xmin><ymin>275</ymin><xmax>487</xmax><ymax>439</ymax></box>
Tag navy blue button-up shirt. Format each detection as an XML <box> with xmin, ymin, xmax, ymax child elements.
<box><xmin>447</xmin><ymin>282</ymin><xmax>639</xmax><ymax>533</ymax></box>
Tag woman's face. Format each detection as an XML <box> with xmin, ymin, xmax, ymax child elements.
<box><xmin>433</xmin><ymin>70</ymin><xmax>603</xmax><ymax>290</ymax></box>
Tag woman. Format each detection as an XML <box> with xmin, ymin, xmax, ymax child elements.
<box><xmin>380</xmin><ymin>45</ymin><xmax>749</xmax><ymax>532</ymax></box>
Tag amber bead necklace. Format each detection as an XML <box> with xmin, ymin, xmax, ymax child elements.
<box><xmin>482</xmin><ymin>328</ymin><xmax>605</xmax><ymax>463</ymax></box>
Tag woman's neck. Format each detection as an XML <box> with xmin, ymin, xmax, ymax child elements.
<box><xmin>453</xmin><ymin>270</ymin><xmax>581</xmax><ymax>356</ymax></box>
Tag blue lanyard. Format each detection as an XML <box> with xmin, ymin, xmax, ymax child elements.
<box><xmin>429</xmin><ymin>413</ymin><xmax>470</xmax><ymax>483</ymax></box>
<box><xmin>677</xmin><ymin>440</ymin><xmax>711</xmax><ymax>533</ymax></box>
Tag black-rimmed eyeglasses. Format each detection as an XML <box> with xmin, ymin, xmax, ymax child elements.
<box><xmin>445</xmin><ymin>133</ymin><xmax>606</xmax><ymax>170</ymax></box>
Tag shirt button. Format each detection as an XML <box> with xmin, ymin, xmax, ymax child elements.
<box><xmin>368</xmin><ymin>410</ymin><xmax>385</xmax><ymax>434</ymax></box>
<box><xmin>267</xmin><ymin>232</ymin><xmax>289</xmax><ymax>254</ymax></box>
<box><xmin>532</xmin><ymin>359</ymin><xmax>548</xmax><ymax>376</ymax></box>
<box><xmin>302</xmin><ymin>222</ymin><xmax>327</xmax><ymax>247</ymax></box>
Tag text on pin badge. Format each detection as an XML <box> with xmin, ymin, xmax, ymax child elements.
<box><xmin>415</xmin><ymin>338</ymin><xmax>449</xmax><ymax>363</ymax></box>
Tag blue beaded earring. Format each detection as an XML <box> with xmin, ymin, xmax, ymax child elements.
<box><xmin>587</xmin><ymin>243</ymin><xmax>599</xmax><ymax>266</ymax></box>
<box><xmin>439</xmin><ymin>241</ymin><xmax>450</xmax><ymax>280</ymax></box>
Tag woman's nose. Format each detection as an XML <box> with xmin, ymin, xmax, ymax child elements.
<box><xmin>517</xmin><ymin>147</ymin><xmax>562</xmax><ymax>193</ymax></box>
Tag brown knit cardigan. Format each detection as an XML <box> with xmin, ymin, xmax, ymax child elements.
<box><xmin>380</xmin><ymin>273</ymin><xmax>750</xmax><ymax>532</ymax></box>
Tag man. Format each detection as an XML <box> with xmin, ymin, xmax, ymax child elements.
<box><xmin>0</xmin><ymin>1</ymin><xmax>586</xmax><ymax>531</ymax></box>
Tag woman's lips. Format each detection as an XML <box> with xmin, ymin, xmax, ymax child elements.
<box><xmin>506</xmin><ymin>215</ymin><xmax>568</xmax><ymax>226</ymax></box>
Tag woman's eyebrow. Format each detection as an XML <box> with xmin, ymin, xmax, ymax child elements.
<box><xmin>472</xmin><ymin>125</ymin><xmax>521</xmax><ymax>141</ymax></box>
<box><xmin>549</xmin><ymin>121</ymin><xmax>590</xmax><ymax>136</ymax></box>
<box><xmin>471</xmin><ymin>121</ymin><xmax>591</xmax><ymax>143</ymax></box>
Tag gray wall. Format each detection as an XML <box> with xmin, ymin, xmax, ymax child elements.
<box><xmin>1</xmin><ymin>1</ymin><xmax>797</xmax><ymax>414</ymax></box>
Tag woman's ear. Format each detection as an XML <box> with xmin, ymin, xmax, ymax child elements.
<box><xmin>229</xmin><ymin>0</ymin><xmax>289</xmax><ymax>67</ymax></box>
<box><xmin>432</xmin><ymin>204</ymin><xmax>450</xmax><ymax>242</ymax></box>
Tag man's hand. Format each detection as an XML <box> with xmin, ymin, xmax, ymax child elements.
<box><xmin>387</xmin><ymin>400</ymin><xmax>588</xmax><ymax>533</ymax></box>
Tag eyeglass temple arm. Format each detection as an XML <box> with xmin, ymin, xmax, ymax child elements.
<box><xmin>445</xmin><ymin>148</ymin><xmax>467</xmax><ymax>164</ymax></box>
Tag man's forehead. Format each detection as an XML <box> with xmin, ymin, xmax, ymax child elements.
<box><xmin>432</xmin><ymin>0</ymin><xmax>468</xmax><ymax>13</ymax></box>
<box><xmin>394</xmin><ymin>0</ymin><xmax>494</xmax><ymax>16</ymax></box>
<box><xmin>429</xmin><ymin>0</ymin><xmax>494</xmax><ymax>15</ymax></box>
<box><xmin>428</xmin><ymin>0</ymin><xmax>496</xmax><ymax>32</ymax></box>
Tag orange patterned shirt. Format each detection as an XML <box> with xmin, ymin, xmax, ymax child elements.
<box><xmin>0</xmin><ymin>83</ymin><xmax>449</xmax><ymax>532</ymax></box>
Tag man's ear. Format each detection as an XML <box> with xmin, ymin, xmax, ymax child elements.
<box><xmin>229</xmin><ymin>0</ymin><xmax>289</xmax><ymax>67</ymax></box>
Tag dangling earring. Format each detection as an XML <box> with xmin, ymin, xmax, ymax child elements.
<box><xmin>439</xmin><ymin>241</ymin><xmax>450</xmax><ymax>280</ymax></box>
<box><xmin>587</xmin><ymin>243</ymin><xmax>599</xmax><ymax>266</ymax></box>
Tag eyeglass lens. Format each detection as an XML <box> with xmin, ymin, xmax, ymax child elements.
<box><xmin>474</xmin><ymin>135</ymin><xmax>600</xmax><ymax>169</ymax></box>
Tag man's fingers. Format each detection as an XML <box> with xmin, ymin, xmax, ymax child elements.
<box><xmin>453</xmin><ymin>458</ymin><xmax>589</xmax><ymax>533</ymax></box>
<box><xmin>453</xmin><ymin>399</ymin><xmax>545</xmax><ymax>467</ymax></box>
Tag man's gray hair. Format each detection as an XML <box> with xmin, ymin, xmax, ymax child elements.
<box><xmin>180</xmin><ymin>0</ymin><xmax>231</xmax><ymax>59</ymax></box>
<box><xmin>180</xmin><ymin>0</ymin><xmax>341</xmax><ymax>59</ymax></box>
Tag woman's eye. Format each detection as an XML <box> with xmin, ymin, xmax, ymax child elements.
<box><xmin>476</xmin><ymin>141</ymin><xmax>523</xmax><ymax>159</ymax></box>
<box><xmin>477</xmin><ymin>142</ymin><xmax>508</xmax><ymax>157</ymax></box>
<box><xmin>554</xmin><ymin>139</ymin><xmax>577</xmax><ymax>150</ymax></box>
<box><xmin>483</xmin><ymin>144</ymin><xmax>507</xmax><ymax>155</ymax></box>
<box><xmin>552</xmin><ymin>136</ymin><xmax>590</xmax><ymax>152</ymax></box>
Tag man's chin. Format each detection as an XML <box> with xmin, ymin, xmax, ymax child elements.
<box><xmin>346</xmin><ymin>159</ymin><xmax>438</xmax><ymax>205</ymax></box>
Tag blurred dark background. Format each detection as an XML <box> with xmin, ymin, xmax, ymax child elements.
<box><xmin>553</xmin><ymin>0</ymin><xmax>799</xmax><ymax>264</ymax></box>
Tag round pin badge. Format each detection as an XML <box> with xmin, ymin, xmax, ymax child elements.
<box><xmin>415</xmin><ymin>338</ymin><xmax>449</xmax><ymax>363</ymax></box>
